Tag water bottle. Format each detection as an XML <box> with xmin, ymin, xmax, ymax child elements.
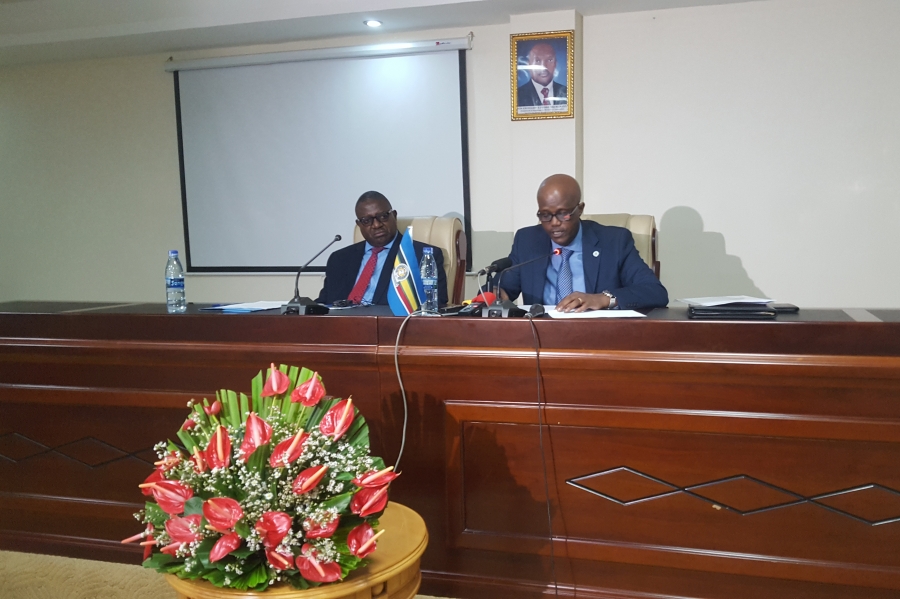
<box><xmin>419</xmin><ymin>247</ymin><xmax>439</xmax><ymax>314</ymax></box>
<box><xmin>165</xmin><ymin>250</ymin><xmax>186</xmax><ymax>313</ymax></box>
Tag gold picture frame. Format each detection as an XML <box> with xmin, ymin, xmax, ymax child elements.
<box><xmin>511</xmin><ymin>30</ymin><xmax>574</xmax><ymax>121</ymax></box>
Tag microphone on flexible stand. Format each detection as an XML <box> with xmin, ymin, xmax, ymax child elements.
<box><xmin>281</xmin><ymin>234</ymin><xmax>342</xmax><ymax>315</ymax></box>
<box><xmin>477</xmin><ymin>257</ymin><xmax>513</xmax><ymax>277</ymax></box>
<box><xmin>484</xmin><ymin>248</ymin><xmax>562</xmax><ymax>318</ymax></box>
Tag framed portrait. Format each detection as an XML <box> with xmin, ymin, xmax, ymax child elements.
<box><xmin>511</xmin><ymin>30</ymin><xmax>574</xmax><ymax>121</ymax></box>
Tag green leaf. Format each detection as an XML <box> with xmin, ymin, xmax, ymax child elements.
<box><xmin>226</xmin><ymin>390</ymin><xmax>240</xmax><ymax>428</ymax></box>
<box><xmin>195</xmin><ymin>536</ymin><xmax>217</xmax><ymax>569</ymax></box>
<box><xmin>203</xmin><ymin>568</ymin><xmax>228</xmax><ymax>587</ymax></box>
<box><xmin>251</xmin><ymin>371</ymin><xmax>263</xmax><ymax>413</ymax></box>
<box><xmin>239</xmin><ymin>393</ymin><xmax>250</xmax><ymax>424</ymax></box>
<box><xmin>320</xmin><ymin>491</ymin><xmax>352</xmax><ymax>512</ymax></box>
<box><xmin>231</xmin><ymin>545</ymin><xmax>255</xmax><ymax>558</ymax></box>
<box><xmin>234</xmin><ymin>520</ymin><xmax>251</xmax><ymax>538</ymax></box>
<box><xmin>144</xmin><ymin>502</ymin><xmax>169</xmax><ymax>528</ymax></box>
<box><xmin>345</xmin><ymin>418</ymin><xmax>369</xmax><ymax>448</ymax></box>
<box><xmin>183</xmin><ymin>496</ymin><xmax>204</xmax><ymax>517</ymax></box>
<box><xmin>142</xmin><ymin>552</ymin><xmax>175</xmax><ymax>571</ymax></box>
<box><xmin>176</xmin><ymin>429</ymin><xmax>197</xmax><ymax>453</ymax></box>
<box><xmin>245</xmin><ymin>443</ymin><xmax>272</xmax><ymax>473</ymax></box>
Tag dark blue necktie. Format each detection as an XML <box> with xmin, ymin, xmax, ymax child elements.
<box><xmin>556</xmin><ymin>248</ymin><xmax>573</xmax><ymax>304</ymax></box>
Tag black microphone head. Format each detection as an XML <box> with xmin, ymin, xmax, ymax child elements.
<box><xmin>334</xmin><ymin>234</ymin><xmax>342</xmax><ymax>241</ymax></box>
<box><xmin>552</xmin><ymin>248</ymin><xmax>562</xmax><ymax>256</ymax></box>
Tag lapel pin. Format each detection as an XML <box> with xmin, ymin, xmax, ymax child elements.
<box><xmin>592</xmin><ymin>250</ymin><xmax>599</xmax><ymax>257</ymax></box>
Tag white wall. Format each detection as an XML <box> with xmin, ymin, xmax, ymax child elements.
<box><xmin>2</xmin><ymin>0</ymin><xmax>899</xmax><ymax>308</ymax></box>
<box><xmin>583</xmin><ymin>0</ymin><xmax>900</xmax><ymax>307</ymax></box>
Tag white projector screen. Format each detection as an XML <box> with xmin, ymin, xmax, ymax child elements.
<box><xmin>175</xmin><ymin>50</ymin><xmax>469</xmax><ymax>271</ymax></box>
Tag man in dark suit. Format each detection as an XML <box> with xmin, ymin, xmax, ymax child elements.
<box><xmin>517</xmin><ymin>42</ymin><xmax>568</xmax><ymax>107</ymax></box>
<box><xmin>316</xmin><ymin>191</ymin><xmax>448</xmax><ymax>307</ymax></box>
<box><xmin>499</xmin><ymin>174</ymin><xmax>668</xmax><ymax>312</ymax></box>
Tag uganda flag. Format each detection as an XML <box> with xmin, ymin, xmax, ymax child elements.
<box><xmin>388</xmin><ymin>227</ymin><xmax>425</xmax><ymax>316</ymax></box>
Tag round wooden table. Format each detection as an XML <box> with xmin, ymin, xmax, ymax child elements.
<box><xmin>166</xmin><ymin>502</ymin><xmax>427</xmax><ymax>599</ymax></box>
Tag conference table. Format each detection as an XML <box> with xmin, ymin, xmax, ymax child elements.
<box><xmin>1</xmin><ymin>301</ymin><xmax>899</xmax><ymax>598</ymax></box>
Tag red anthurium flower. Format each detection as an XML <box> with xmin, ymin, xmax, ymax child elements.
<box><xmin>266</xmin><ymin>548</ymin><xmax>294</xmax><ymax>570</ymax></box>
<box><xmin>292</xmin><ymin>465</ymin><xmax>329</xmax><ymax>496</ymax></box>
<box><xmin>350</xmin><ymin>484</ymin><xmax>389</xmax><ymax>517</ymax></box>
<box><xmin>160</xmin><ymin>542</ymin><xmax>181</xmax><ymax>556</ymax></box>
<box><xmin>210</xmin><ymin>532</ymin><xmax>242</xmax><ymax>563</ymax></box>
<box><xmin>204</xmin><ymin>399</ymin><xmax>222</xmax><ymax>416</ymax></box>
<box><xmin>269</xmin><ymin>429</ymin><xmax>309</xmax><ymax>468</ymax></box>
<box><xmin>181</xmin><ymin>418</ymin><xmax>197</xmax><ymax>430</ymax></box>
<box><xmin>347</xmin><ymin>523</ymin><xmax>384</xmax><ymax>559</ymax></box>
<box><xmin>165</xmin><ymin>514</ymin><xmax>202</xmax><ymax>544</ymax></box>
<box><xmin>203</xmin><ymin>497</ymin><xmax>243</xmax><ymax>532</ymax></box>
<box><xmin>239</xmin><ymin>412</ymin><xmax>272</xmax><ymax>458</ymax></box>
<box><xmin>319</xmin><ymin>398</ymin><xmax>355</xmax><ymax>441</ymax></box>
<box><xmin>191</xmin><ymin>446</ymin><xmax>206</xmax><ymax>473</ymax></box>
<box><xmin>143</xmin><ymin>526</ymin><xmax>155</xmax><ymax>561</ymax></box>
<box><xmin>290</xmin><ymin>373</ymin><xmax>326</xmax><ymax>407</ymax></box>
<box><xmin>142</xmin><ymin>479</ymin><xmax>193</xmax><ymax>515</ymax></box>
<box><xmin>296</xmin><ymin>544</ymin><xmax>342</xmax><ymax>583</ymax></box>
<box><xmin>204</xmin><ymin>425</ymin><xmax>232</xmax><ymax>470</ymax></box>
<box><xmin>352</xmin><ymin>466</ymin><xmax>399</xmax><ymax>488</ymax></box>
<box><xmin>255</xmin><ymin>511</ymin><xmax>292</xmax><ymax>549</ymax></box>
<box><xmin>261</xmin><ymin>363</ymin><xmax>290</xmax><ymax>397</ymax></box>
<box><xmin>304</xmin><ymin>515</ymin><xmax>339</xmax><ymax>539</ymax></box>
<box><xmin>141</xmin><ymin>469</ymin><xmax>166</xmax><ymax>496</ymax></box>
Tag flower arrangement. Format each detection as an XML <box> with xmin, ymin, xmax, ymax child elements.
<box><xmin>122</xmin><ymin>364</ymin><xmax>398</xmax><ymax>591</ymax></box>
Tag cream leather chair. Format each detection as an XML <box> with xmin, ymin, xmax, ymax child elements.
<box><xmin>582</xmin><ymin>213</ymin><xmax>660</xmax><ymax>278</ymax></box>
<box><xmin>353</xmin><ymin>216</ymin><xmax>468</xmax><ymax>304</ymax></box>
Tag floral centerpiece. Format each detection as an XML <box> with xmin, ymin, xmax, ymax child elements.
<box><xmin>122</xmin><ymin>364</ymin><xmax>398</xmax><ymax>591</ymax></box>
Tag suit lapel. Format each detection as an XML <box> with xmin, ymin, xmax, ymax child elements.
<box><xmin>524</xmin><ymin>230</ymin><xmax>552</xmax><ymax>302</ymax></box>
<box><xmin>581</xmin><ymin>222</ymin><xmax>603</xmax><ymax>294</ymax></box>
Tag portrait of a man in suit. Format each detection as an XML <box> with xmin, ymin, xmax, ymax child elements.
<box><xmin>512</xmin><ymin>32</ymin><xmax>573</xmax><ymax>119</ymax></box>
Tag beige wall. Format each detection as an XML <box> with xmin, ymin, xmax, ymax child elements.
<box><xmin>2</xmin><ymin>0</ymin><xmax>898</xmax><ymax>308</ymax></box>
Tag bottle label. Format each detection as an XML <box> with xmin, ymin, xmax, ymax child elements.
<box><xmin>166</xmin><ymin>277</ymin><xmax>185</xmax><ymax>289</ymax></box>
<box><xmin>421</xmin><ymin>277</ymin><xmax>437</xmax><ymax>287</ymax></box>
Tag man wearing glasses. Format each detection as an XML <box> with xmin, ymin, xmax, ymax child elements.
<box><xmin>499</xmin><ymin>174</ymin><xmax>668</xmax><ymax>312</ymax></box>
<box><xmin>316</xmin><ymin>191</ymin><xmax>447</xmax><ymax>307</ymax></box>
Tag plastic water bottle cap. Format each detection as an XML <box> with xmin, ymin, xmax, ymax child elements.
<box><xmin>423</xmin><ymin>247</ymin><xmax>433</xmax><ymax>254</ymax></box>
<box><xmin>169</xmin><ymin>250</ymin><xmax>179</xmax><ymax>257</ymax></box>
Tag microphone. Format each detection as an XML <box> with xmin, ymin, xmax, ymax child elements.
<box><xmin>477</xmin><ymin>257</ymin><xmax>513</xmax><ymax>276</ymax></box>
<box><xmin>281</xmin><ymin>234</ymin><xmax>342</xmax><ymax>315</ymax></box>
<box><xmin>486</xmin><ymin>248</ymin><xmax>562</xmax><ymax>318</ymax></box>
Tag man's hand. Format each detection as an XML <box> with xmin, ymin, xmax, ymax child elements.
<box><xmin>556</xmin><ymin>292</ymin><xmax>610</xmax><ymax>313</ymax></box>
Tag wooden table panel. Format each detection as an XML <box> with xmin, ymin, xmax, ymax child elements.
<box><xmin>2</xmin><ymin>303</ymin><xmax>900</xmax><ymax>598</ymax></box>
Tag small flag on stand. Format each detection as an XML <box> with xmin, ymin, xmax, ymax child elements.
<box><xmin>387</xmin><ymin>227</ymin><xmax>425</xmax><ymax>316</ymax></box>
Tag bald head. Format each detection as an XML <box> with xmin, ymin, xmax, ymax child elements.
<box><xmin>536</xmin><ymin>174</ymin><xmax>584</xmax><ymax>246</ymax></box>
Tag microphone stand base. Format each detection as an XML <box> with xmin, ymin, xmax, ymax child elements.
<box><xmin>281</xmin><ymin>297</ymin><xmax>330</xmax><ymax>315</ymax></box>
<box><xmin>482</xmin><ymin>300</ymin><xmax>527</xmax><ymax>318</ymax></box>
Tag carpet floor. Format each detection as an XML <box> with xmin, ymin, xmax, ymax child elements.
<box><xmin>0</xmin><ymin>551</ymin><xmax>448</xmax><ymax>599</ymax></box>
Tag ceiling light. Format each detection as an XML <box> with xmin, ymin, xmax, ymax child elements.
<box><xmin>364</xmin><ymin>20</ymin><xmax>382</xmax><ymax>28</ymax></box>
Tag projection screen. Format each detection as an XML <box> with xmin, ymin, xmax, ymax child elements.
<box><xmin>174</xmin><ymin>49</ymin><xmax>470</xmax><ymax>272</ymax></box>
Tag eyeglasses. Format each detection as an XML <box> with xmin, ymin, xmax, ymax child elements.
<box><xmin>357</xmin><ymin>211</ymin><xmax>394</xmax><ymax>227</ymax></box>
<box><xmin>536</xmin><ymin>206</ymin><xmax>580</xmax><ymax>223</ymax></box>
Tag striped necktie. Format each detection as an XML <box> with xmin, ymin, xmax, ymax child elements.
<box><xmin>556</xmin><ymin>248</ymin><xmax>573</xmax><ymax>304</ymax></box>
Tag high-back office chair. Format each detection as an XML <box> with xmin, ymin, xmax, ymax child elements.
<box><xmin>582</xmin><ymin>213</ymin><xmax>660</xmax><ymax>278</ymax></box>
<box><xmin>353</xmin><ymin>216</ymin><xmax>468</xmax><ymax>304</ymax></box>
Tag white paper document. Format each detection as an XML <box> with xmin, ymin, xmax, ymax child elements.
<box><xmin>202</xmin><ymin>301</ymin><xmax>284</xmax><ymax>312</ymax></box>
<box><xmin>677</xmin><ymin>295</ymin><xmax>774</xmax><ymax>307</ymax></box>
<box><xmin>546</xmin><ymin>309</ymin><xmax>646</xmax><ymax>319</ymax></box>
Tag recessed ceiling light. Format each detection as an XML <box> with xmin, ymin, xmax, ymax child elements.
<box><xmin>364</xmin><ymin>20</ymin><xmax>382</xmax><ymax>28</ymax></box>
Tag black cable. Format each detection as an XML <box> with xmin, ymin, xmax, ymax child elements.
<box><xmin>525</xmin><ymin>314</ymin><xmax>560</xmax><ymax>598</ymax></box>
